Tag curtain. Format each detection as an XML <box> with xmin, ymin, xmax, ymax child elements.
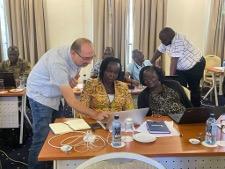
<box><xmin>5</xmin><ymin>0</ymin><xmax>46</xmax><ymax>66</ymax></box>
<box><xmin>93</xmin><ymin>0</ymin><xmax>128</xmax><ymax>67</ymax></box>
<box><xmin>206</xmin><ymin>0</ymin><xmax>225</xmax><ymax>64</ymax></box>
<box><xmin>132</xmin><ymin>0</ymin><xmax>167</xmax><ymax>59</ymax></box>
<box><xmin>0</xmin><ymin>22</ymin><xmax>2</xmax><ymax>62</ymax></box>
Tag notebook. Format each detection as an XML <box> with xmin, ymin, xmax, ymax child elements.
<box><xmin>49</xmin><ymin>118</ymin><xmax>91</xmax><ymax>134</ymax></box>
<box><xmin>168</xmin><ymin>106</ymin><xmax>224</xmax><ymax>124</ymax></box>
<box><xmin>103</xmin><ymin>108</ymin><xmax>149</xmax><ymax>130</ymax></box>
<box><xmin>146</xmin><ymin>121</ymin><xmax>171</xmax><ymax>134</ymax></box>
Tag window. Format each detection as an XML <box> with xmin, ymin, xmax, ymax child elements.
<box><xmin>0</xmin><ymin>0</ymin><xmax>9</xmax><ymax>60</ymax></box>
<box><xmin>127</xmin><ymin>0</ymin><xmax>133</xmax><ymax>66</ymax></box>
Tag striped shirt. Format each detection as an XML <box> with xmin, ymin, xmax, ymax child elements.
<box><xmin>158</xmin><ymin>33</ymin><xmax>202</xmax><ymax>70</ymax></box>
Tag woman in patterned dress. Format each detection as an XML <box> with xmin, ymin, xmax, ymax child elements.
<box><xmin>77</xmin><ymin>57</ymin><xmax>134</xmax><ymax>118</ymax></box>
<box><xmin>138</xmin><ymin>66</ymin><xmax>192</xmax><ymax>116</ymax></box>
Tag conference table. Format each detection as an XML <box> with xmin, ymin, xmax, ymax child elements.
<box><xmin>38</xmin><ymin>116</ymin><xmax>225</xmax><ymax>169</ymax></box>
<box><xmin>0</xmin><ymin>89</ymin><xmax>31</xmax><ymax>144</ymax></box>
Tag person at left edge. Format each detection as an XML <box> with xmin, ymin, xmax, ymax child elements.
<box><xmin>26</xmin><ymin>38</ymin><xmax>109</xmax><ymax>169</ymax></box>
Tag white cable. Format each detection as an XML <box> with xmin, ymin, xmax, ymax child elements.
<box><xmin>106</xmin><ymin>132</ymin><xmax>112</xmax><ymax>145</ymax></box>
<box><xmin>48</xmin><ymin>131</ymin><xmax>85</xmax><ymax>149</ymax></box>
<box><xmin>60</xmin><ymin>135</ymin><xmax>83</xmax><ymax>146</ymax></box>
<box><xmin>0</xmin><ymin>149</ymin><xmax>28</xmax><ymax>166</ymax></box>
<box><xmin>48</xmin><ymin>130</ymin><xmax>107</xmax><ymax>153</ymax></box>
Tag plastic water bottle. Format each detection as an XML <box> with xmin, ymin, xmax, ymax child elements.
<box><xmin>112</xmin><ymin>115</ymin><xmax>121</xmax><ymax>147</ymax></box>
<box><xmin>205</xmin><ymin>113</ymin><xmax>217</xmax><ymax>145</ymax></box>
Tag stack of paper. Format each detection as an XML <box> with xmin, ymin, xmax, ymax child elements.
<box><xmin>49</xmin><ymin>118</ymin><xmax>91</xmax><ymax>134</ymax></box>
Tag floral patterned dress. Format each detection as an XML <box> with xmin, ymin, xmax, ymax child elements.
<box><xmin>149</xmin><ymin>85</ymin><xmax>186</xmax><ymax>115</ymax></box>
<box><xmin>77</xmin><ymin>78</ymin><xmax>134</xmax><ymax>118</ymax></box>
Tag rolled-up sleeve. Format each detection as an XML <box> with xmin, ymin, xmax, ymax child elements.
<box><xmin>158</xmin><ymin>44</ymin><xmax>166</xmax><ymax>53</ymax></box>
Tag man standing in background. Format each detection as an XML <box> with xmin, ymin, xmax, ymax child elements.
<box><xmin>151</xmin><ymin>27</ymin><xmax>205</xmax><ymax>107</ymax></box>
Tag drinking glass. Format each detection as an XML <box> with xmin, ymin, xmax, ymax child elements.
<box><xmin>0</xmin><ymin>79</ymin><xmax>5</xmax><ymax>90</ymax></box>
<box><xmin>122</xmin><ymin>118</ymin><xmax>134</xmax><ymax>143</ymax></box>
<box><xmin>217</xmin><ymin>119</ymin><xmax>225</xmax><ymax>147</ymax></box>
<box><xmin>17</xmin><ymin>76</ymin><xmax>25</xmax><ymax>88</ymax></box>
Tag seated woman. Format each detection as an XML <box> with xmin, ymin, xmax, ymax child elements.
<box><xmin>138</xmin><ymin>66</ymin><xmax>192</xmax><ymax>116</ymax></box>
<box><xmin>78</xmin><ymin>57</ymin><xmax>134</xmax><ymax>118</ymax></box>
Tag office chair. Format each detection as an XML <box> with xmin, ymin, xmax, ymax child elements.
<box><xmin>76</xmin><ymin>152</ymin><xmax>166</xmax><ymax>169</ymax></box>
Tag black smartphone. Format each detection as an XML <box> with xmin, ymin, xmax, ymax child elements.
<box><xmin>89</xmin><ymin>122</ymin><xmax>103</xmax><ymax>130</ymax></box>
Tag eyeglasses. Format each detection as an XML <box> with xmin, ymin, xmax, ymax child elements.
<box><xmin>75</xmin><ymin>50</ymin><xmax>95</xmax><ymax>61</ymax></box>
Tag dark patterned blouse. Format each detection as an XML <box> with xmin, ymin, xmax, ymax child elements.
<box><xmin>149</xmin><ymin>85</ymin><xmax>186</xmax><ymax>115</ymax></box>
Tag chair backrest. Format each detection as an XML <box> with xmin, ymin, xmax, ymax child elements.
<box><xmin>204</xmin><ymin>55</ymin><xmax>221</xmax><ymax>79</ymax></box>
<box><xmin>76</xmin><ymin>152</ymin><xmax>166</xmax><ymax>169</ymax></box>
<box><xmin>204</xmin><ymin>55</ymin><xmax>221</xmax><ymax>69</ymax></box>
<box><xmin>182</xmin><ymin>86</ymin><xmax>190</xmax><ymax>99</ymax></box>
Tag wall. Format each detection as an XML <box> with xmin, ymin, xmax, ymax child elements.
<box><xmin>44</xmin><ymin>0</ymin><xmax>212</xmax><ymax>76</ymax></box>
<box><xmin>163</xmin><ymin>0</ymin><xmax>211</xmax><ymax>75</ymax></box>
<box><xmin>44</xmin><ymin>0</ymin><xmax>93</xmax><ymax>80</ymax></box>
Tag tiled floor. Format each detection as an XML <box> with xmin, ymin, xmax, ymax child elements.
<box><xmin>0</xmin><ymin>116</ymin><xmax>32</xmax><ymax>169</ymax></box>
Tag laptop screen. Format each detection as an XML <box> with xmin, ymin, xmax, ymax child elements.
<box><xmin>0</xmin><ymin>72</ymin><xmax>16</xmax><ymax>88</ymax></box>
<box><xmin>102</xmin><ymin>108</ymin><xmax>149</xmax><ymax>130</ymax></box>
<box><xmin>168</xmin><ymin>106</ymin><xmax>225</xmax><ymax>124</ymax></box>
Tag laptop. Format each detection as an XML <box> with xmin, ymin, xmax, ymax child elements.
<box><xmin>0</xmin><ymin>72</ymin><xmax>16</xmax><ymax>89</ymax></box>
<box><xmin>168</xmin><ymin>106</ymin><xmax>225</xmax><ymax>124</ymax></box>
<box><xmin>101</xmin><ymin>108</ymin><xmax>149</xmax><ymax>130</ymax></box>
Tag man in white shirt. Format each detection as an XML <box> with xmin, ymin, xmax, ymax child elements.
<box><xmin>125</xmin><ymin>49</ymin><xmax>152</xmax><ymax>86</ymax></box>
<box><xmin>151</xmin><ymin>27</ymin><xmax>205</xmax><ymax>107</ymax></box>
<box><xmin>26</xmin><ymin>38</ymin><xmax>109</xmax><ymax>169</ymax></box>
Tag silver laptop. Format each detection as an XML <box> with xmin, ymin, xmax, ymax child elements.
<box><xmin>100</xmin><ymin>108</ymin><xmax>149</xmax><ymax>130</ymax></box>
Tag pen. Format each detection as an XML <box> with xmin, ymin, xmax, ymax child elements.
<box><xmin>97</xmin><ymin>120</ymin><xmax>106</xmax><ymax>130</ymax></box>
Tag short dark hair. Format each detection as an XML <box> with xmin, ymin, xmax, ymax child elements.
<box><xmin>99</xmin><ymin>57</ymin><xmax>122</xmax><ymax>81</ymax></box>
<box><xmin>159</xmin><ymin>27</ymin><xmax>175</xmax><ymax>39</ymax></box>
<box><xmin>139</xmin><ymin>66</ymin><xmax>165</xmax><ymax>86</ymax></box>
<box><xmin>132</xmin><ymin>49</ymin><xmax>142</xmax><ymax>58</ymax></box>
<box><xmin>8</xmin><ymin>46</ymin><xmax>19</xmax><ymax>55</ymax></box>
<box><xmin>70</xmin><ymin>38</ymin><xmax>92</xmax><ymax>53</ymax></box>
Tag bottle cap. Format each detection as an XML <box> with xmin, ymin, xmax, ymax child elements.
<box><xmin>210</xmin><ymin>113</ymin><xmax>215</xmax><ymax>117</ymax></box>
<box><xmin>114</xmin><ymin>115</ymin><xmax>119</xmax><ymax>119</ymax></box>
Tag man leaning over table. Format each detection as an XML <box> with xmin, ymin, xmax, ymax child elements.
<box><xmin>26</xmin><ymin>38</ymin><xmax>109</xmax><ymax>169</ymax></box>
<box><xmin>151</xmin><ymin>27</ymin><xmax>205</xmax><ymax>107</ymax></box>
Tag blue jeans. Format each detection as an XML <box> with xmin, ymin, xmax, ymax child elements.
<box><xmin>28</xmin><ymin>97</ymin><xmax>64</xmax><ymax>169</ymax></box>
